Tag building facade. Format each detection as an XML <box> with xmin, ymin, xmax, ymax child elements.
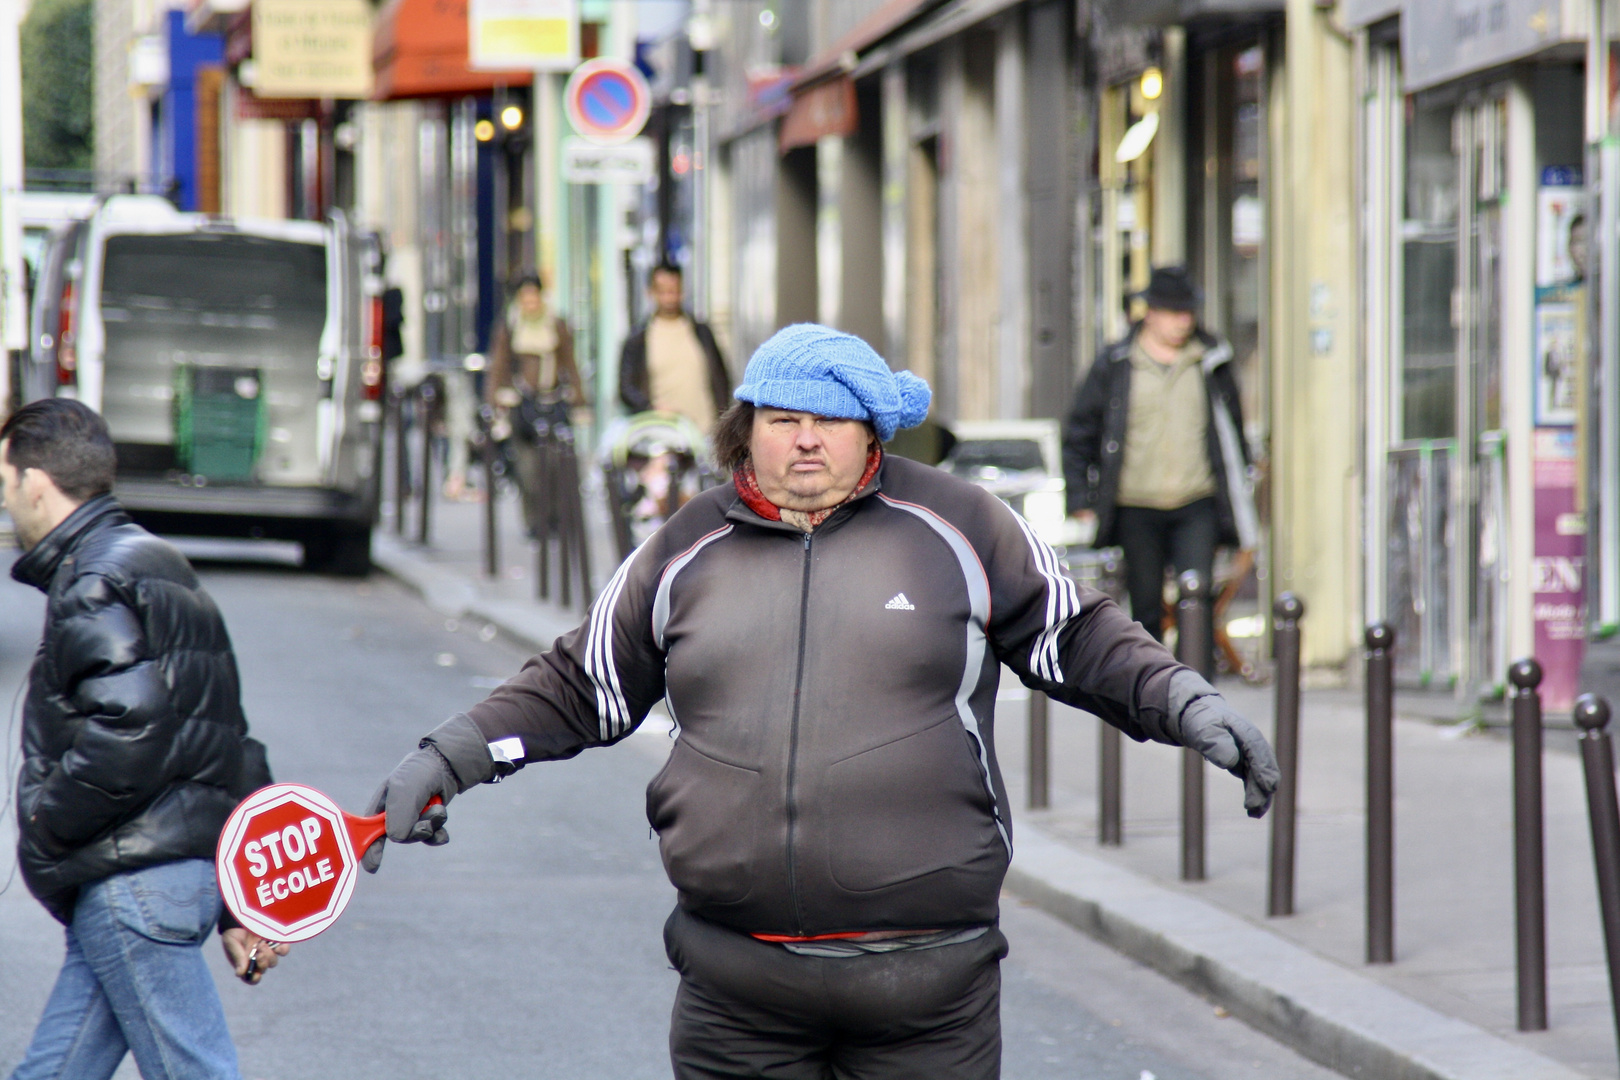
<box><xmin>1349</xmin><ymin>0</ymin><xmax>1602</xmax><ymax>711</ymax></box>
<box><xmin>77</xmin><ymin>0</ymin><xmax>1620</xmax><ymax>705</ymax></box>
<box><xmin>700</xmin><ymin>0</ymin><xmax>1363</xmax><ymax>670</ymax></box>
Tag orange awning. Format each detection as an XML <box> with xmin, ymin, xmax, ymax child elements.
<box><xmin>372</xmin><ymin>0</ymin><xmax>532</xmax><ymax>102</ymax></box>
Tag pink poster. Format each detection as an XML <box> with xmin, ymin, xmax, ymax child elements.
<box><xmin>1532</xmin><ymin>429</ymin><xmax>1586</xmax><ymax>712</ymax></box>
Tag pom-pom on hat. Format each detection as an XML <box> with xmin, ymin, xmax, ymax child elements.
<box><xmin>734</xmin><ymin>324</ymin><xmax>931</xmax><ymax>442</ymax></box>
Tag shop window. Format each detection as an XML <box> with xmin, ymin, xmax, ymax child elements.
<box><xmin>1401</xmin><ymin>98</ymin><xmax>1458</xmax><ymax>442</ymax></box>
<box><xmin>1228</xmin><ymin>46</ymin><xmax>1265</xmax><ymax>437</ymax></box>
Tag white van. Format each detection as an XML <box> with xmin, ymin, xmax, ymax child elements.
<box><xmin>36</xmin><ymin>195</ymin><xmax>386</xmax><ymax>572</ymax></box>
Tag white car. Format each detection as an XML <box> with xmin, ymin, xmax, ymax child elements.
<box><xmin>940</xmin><ymin>419</ymin><xmax>1124</xmax><ymax>601</ymax></box>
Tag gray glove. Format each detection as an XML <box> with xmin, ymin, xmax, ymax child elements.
<box><xmin>361</xmin><ymin>714</ymin><xmax>503</xmax><ymax>873</ymax></box>
<box><xmin>1169</xmin><ymin>670</ymin><xmax>1280</xmax><ymax>818</ymax></box>
<box><xmin>360</xmin><ymin>745</ymin><xmax>458</xmax><ymax>873</ymax></box>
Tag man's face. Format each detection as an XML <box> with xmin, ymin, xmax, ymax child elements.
<box><xmin>516</xmin><ymin>283</ymin><xmax>545</xmax><ymax>316</ymax></box>
<box><xmin>1</xmin><ymin>440</ymin><xmax>51</xmax><ymax>551</ymax></box>
<box><xmin>748</xmin><ymin>409</ymin><xmax>874</xmax><ymax>512</ymax></box>
<box><xmin>650</xmin><ymin>271</ymin><xmax>684</xmax><ymax>318</ymax></box>
<box><xmin>1142</xmin><ymin>306</ymin><xmax>1196</xmax><ymax>350</ymax></box>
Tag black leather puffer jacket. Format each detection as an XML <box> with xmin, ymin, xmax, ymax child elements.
<box><xmin>11</xmin><ymin>495</ymin><xmax>267</xmax><ymax>923</ymax></box>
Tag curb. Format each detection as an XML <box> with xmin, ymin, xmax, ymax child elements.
<box><xmin>370</xmin><ymin>531</ymin><xmax>1592</xmax><ymax>1080</ymax></box>
<box><xmin>1005</xmin><ymin>827</ymin><xmax>1591</xmax><ymax>1080</ymax></box>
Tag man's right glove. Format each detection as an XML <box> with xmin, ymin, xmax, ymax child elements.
<box><xmin>1169</xmin><ymin>670</ymin><xmax>1281</xmax><ymax>818</ymax></box>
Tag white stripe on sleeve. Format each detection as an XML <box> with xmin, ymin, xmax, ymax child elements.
<box><xmin>585</xmin><ymin>556</ymin><xmax>638</xmax><ymax>740</ymax></box>
<box><xmin>1012</xmin><ymin>511</ymin><xmax>1079</xmax><ymax>683</ymax></box>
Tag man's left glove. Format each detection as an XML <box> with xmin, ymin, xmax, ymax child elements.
<box><xmin>1169</xmin><ymin>671</ymin><xmax>1281</xmax><ymax>818</ymax></box>
<box><xmin>361</xmin><ymin>714</ymin><xmax>499</xmax><ymax>872</ymax></box>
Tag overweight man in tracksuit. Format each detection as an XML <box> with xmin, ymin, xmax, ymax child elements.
<box><xmin>363</xmin><ymin>323</ymin><xmax>1280</xmax><ymax>1079</ymax></box>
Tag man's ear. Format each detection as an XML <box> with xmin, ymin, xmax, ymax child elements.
<box><xmin>18</xmin><ymin>462</ymin><xmax>62</xmax><ymax>504</ymax></box>
<box><xmin>15</xmin><ymin>464</ymin><xmax>40</xmax><ymax>501</ymax></box>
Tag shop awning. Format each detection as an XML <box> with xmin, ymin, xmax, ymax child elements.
<box><xmin>235</xmin><ymin>88</ymin><xmax>319</xmax><ymax>122</ymax></box>
<box><xmin>791</xmin><ymin>0</ymin><xmax>941</xmax><ymax>89</ymax></box>
<box><xmin>1091</xmin><ymin>0</ymin><xmax>1282</xmax><ymax>27</ymax></box>
<box><xmin>372</xmin><ymin>0</ymin><xmax>532</xmax><ymax>102</ymax></box>
<box><xmin>187</xmin><ymin>0</ymin><xmax>249</xmax><ymax>35</ymax></box>
<box><xmin>779</xmin><ymin>76</ymin><xmax>858</xmax><ymax>152</ymax></box>
<box><xmin>774</xmin><ymin>0</ymin><xmax>934</xmax><ymax>152</ymax></box>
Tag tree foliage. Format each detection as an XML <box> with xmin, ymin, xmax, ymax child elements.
<box><xmin>21</xmin><ymin>0</ymin><xmax>94</xmax><ymax>172</ymax></box>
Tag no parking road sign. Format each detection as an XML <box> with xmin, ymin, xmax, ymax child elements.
<box><xmin>216</xmin><ymin>783</ymin><xmax>437</xmax><ymax>943</ymax></box>
<box><xmin>564</xmin><ymin>58</ymin><xmax>651</xmax><ymax>145</ymax></box>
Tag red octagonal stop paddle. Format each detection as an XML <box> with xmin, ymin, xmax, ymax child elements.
<box><xmin>216</xmin><ymin>783</ymin><xmax>440</xmax><ymax>943</ymax></box>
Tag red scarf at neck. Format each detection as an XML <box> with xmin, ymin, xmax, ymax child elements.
<box><xmin>733</xmin><ymin>446</ymin><xmax>883</xmax><ymax>528</ymax></box>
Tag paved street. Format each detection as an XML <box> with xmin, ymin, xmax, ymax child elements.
<box><xmin>0</xmin><ymin>547</ymin><xmax>1342</xmax><ymax>1080</ymax></box>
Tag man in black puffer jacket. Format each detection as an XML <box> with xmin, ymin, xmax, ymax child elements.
<box><xmin>3</xmin><ymin>399</ymin><xmax>284</xmax><ymax>1080</ymax></box>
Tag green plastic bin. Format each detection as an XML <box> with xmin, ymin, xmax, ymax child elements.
<box><xmin>173</xmin><ymin>365</ymin><xmax>265</xmax><ymax>482</ymax></box>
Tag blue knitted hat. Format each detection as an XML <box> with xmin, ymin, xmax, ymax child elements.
<box><xmin>734</xmin><ymin>324</ymin><xmax>931</xmax><ymax>441</ymax></box>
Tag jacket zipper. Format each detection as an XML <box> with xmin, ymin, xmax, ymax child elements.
<box><xmin>785</xmin><ymin>530</ymin><xmax>813</xmax><ymax>935</ymax></box>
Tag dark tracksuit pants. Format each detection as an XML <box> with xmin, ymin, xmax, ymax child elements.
<box><xmin>664</xmin><ymin>907</ymin><xmax>1008</xmax><ymax>1080</ymax></box>
<box><xmin>1114</xmin><ymin>497</ymin><xmax>1218</xmax><ymax>663</ymax></box>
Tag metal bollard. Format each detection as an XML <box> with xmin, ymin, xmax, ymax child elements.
<box><xmin>1028</xmin><ymin>690</ymin><xmax>1049</xmax><ymax>810</ymax></box>
<box><xmin>555</xmin><ymin>434</ymin><xmax>574</xmax><ymax>610</ymax></box>
<box><xmin>1268</xmin><ymin>593</ymin><xmax>1304</xmax><ymax>917</ymax></box>
<box><xmin>392</xmin><ymin>388</ymin><xmax>409</xmax><ymax>536</ymax></box>
<box><xmin>565</xmin><ymin>434</ymin><xmax>594</xmax><ymax>608</ymax></box>
<box><xmin>1365</xmin><ymin>622</ymin><xmax>1396</xmax><ymax>964</ymax></box>
<box><xmin>1177</xmin><ymin>571</ymin><xmax>1212</xmax><ymax>882</ymax></box>
<box><xmin>416</xmin><ymin>380</ymin><xmax>435</xmax><ymax>545</ymax></box>
<box><xmin>480</xmin><ymin>420</ymin><xmax>499</xmax><ymax>580</ymax></box>
<box><xmin>534</xmin><ymin>428</ymin><xmax>552</xmax><ymax>602</ymax></box>
<box><xmin>1574</xmin><ymin>693</ymin><xmax>1620</xmax><ymax>1054</ymax></box>
<box><xmin>1099</xmin><ymin>724</ymin><xmax>1122</xmax><ymax>846</ymax></box>
<box><xmin>1509</xmin><ymin>659</ymin><xmax>1547</xmax><ymax>1031</ymax></box>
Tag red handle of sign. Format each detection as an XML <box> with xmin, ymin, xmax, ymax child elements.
<box><xmin>345</xmin><ymin>795</ymin><xmax>444</xmax><ymax>855</ymax></box>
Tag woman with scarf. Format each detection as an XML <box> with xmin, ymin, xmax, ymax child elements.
<box><xmin>486</xmin><ymin>273</ymin><xmax>585</xmax><ymax>537</ymax></box>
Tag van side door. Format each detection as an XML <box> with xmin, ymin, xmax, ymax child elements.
<box><xmin>324</xmin><ymin>213</ymin><xmax>382</xmax><ymax>514</ymax></box>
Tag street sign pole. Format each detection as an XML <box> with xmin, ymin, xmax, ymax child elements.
<box><xmin>557</xmin><ymin>55</ymin><xmax>650</xmax><ymax>433</ymax></box>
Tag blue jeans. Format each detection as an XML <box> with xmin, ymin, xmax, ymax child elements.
<box><xmin>10</xmin><ymin>859</ymin><xmax>241</xmax><ymax>1080</ymax></box>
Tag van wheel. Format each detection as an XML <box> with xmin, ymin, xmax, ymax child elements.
<box><xmin>302</xmin><ymin>526</ymin><xmax>372</xmax><ymax>576</ymax></box>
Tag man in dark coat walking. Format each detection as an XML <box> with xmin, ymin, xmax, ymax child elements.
<box><xmin>1062</xmin><ymin>267</ymin><xmax>1257</xmax><ymax>645</ymax></box>
<box><xmin>618</xmin><ymin>263</ymin><xmax>731</xmax><ymax>430</ymax></box>
<box><xmin>2</xmin><ymin>399</ymin><xmax>282</xmax><ymax>1080</ymax></box>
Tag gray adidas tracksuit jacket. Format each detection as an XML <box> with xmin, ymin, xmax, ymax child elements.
<box><xmin>443</xmin><ymin>454</ymin><xmax>1193</xmax><ymax>938</ymax></box>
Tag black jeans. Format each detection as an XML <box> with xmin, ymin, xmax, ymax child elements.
<box><xmin>664</xmin><ymin>907</ymin><xmax>1007</xmax><ymax>1080</ymax></box>
<box><xmin>1114</xmin><ymin>497</ymin><xmax>1219</xmax><ymax>653</ymax></box>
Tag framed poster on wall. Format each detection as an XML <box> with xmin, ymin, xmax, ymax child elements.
<box><xmin>1535</xmin><ymin>300</ymin><xmax>1579</xmax><ymax>426</ymax></box>
<box><xmin>1534</xmin><ymin>173</ymin><xmax>1585</xmax><ymax>427</ymax></box>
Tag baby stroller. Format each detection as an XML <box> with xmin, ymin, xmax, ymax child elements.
<box><xmin>598</xmin><ymin>412</ymin><xmax>719</xmax><ymax>561</ymax></box>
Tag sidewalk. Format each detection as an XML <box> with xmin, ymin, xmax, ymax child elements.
<box><xmin>371</xmin><ymin>464</ymin><xmax>617</xmax><ymax>654</ymax></box>
<box><xmin>371</xmin><ymin>482</ymin><xmax>1613</xmax><ymax>1080</ymax></box>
